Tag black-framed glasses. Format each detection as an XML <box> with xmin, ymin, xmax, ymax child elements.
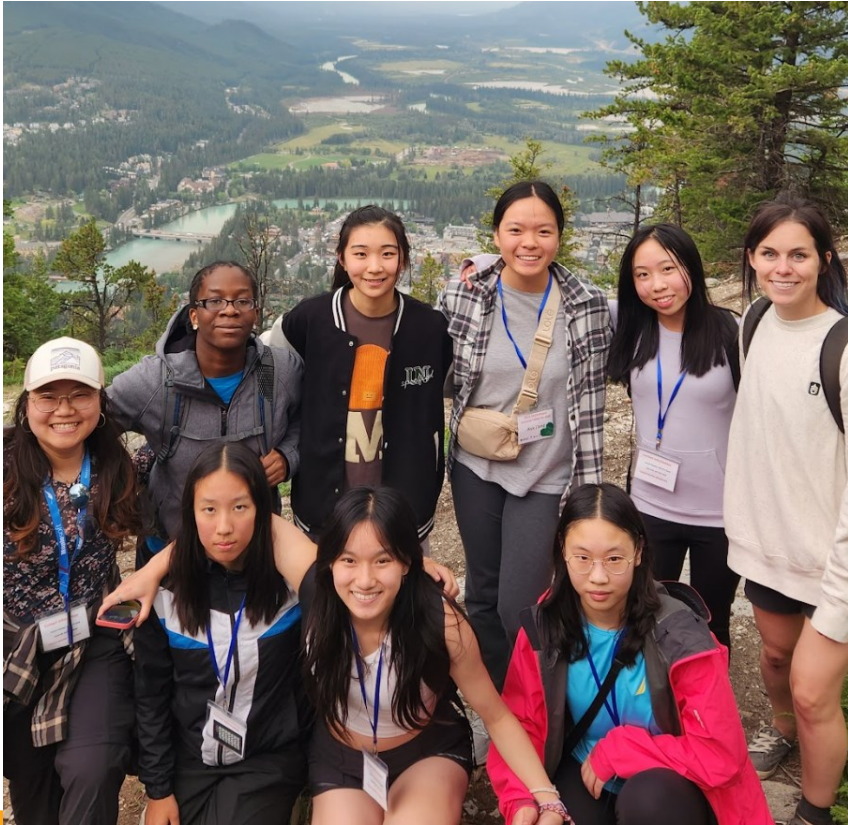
<box><xmin>565</xmin><ymin>555</ymin><xmax>636</xmax><ymax>576</ymax></box>
<box><xmin>194</xmin><ymin>298</ymin><xmax>257</xmax><ymax>312</ymax></box>
<box><xmin>30</xmin><ymin>390</ymin><xmax>98</xmax><ymax>414</ymax></box>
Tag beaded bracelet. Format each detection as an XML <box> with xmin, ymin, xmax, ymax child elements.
<box><xmin>529</xmin><ymin>786</ymin><xmax>560</xmax><ymax>797</ymax></box>
<box><xmin>538</xmin><ymin>800</ymin><xmax>574</xmax><ymax>823</ymax></box>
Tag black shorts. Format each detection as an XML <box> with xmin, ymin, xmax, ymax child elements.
<box><xmin>744</xmin><ymin>578</ymin><xmax>816</xmax><ymax>618</ymax></box>
<box><xmin>308</xmin><ymin>701</ymin><xmax>472</xmax><ymax>795</ymax></box>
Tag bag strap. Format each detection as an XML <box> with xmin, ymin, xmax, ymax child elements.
<box><xmin>741</xmin><ymin>297</ymin><xmax>771</xmax><ymax>359</ymax></box>
<box><xmin>821</xmin><ymin>315</ymin><xmax>848</xmax><ymax>434</ymax></box>
<box><xmin>512</xmin><ymin>299</ymin><xmax>560</xmax><ymax>416</ymax></box>
<box><xmin>155</xmin><ymin>362</ymin><xmax>181</xmax><ymax>466</ymax></box>
<box><xmin>561</xmin><ymin>657</ymin><xmax>624</xmax><ymax>757</ymax></box>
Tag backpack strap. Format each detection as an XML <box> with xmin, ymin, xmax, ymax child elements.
<box><xmin>741</xmin><ymin>297</ymin><xmax>772</xmax><ymax>359</ymax></box>
<box><xmin>718</xmin><ymin>308</ymin><xmax>741</xmax><ymax>391</ymax></box>
<box><xmin>519</xmin><ymin>605</ymin><xmax>542</xmax><ymax>651</ymax></box>
<box><xmin>255</xmin><ymin>346</ymin><xmax>275</xmax><ymax>454</ymax></box>
<box><xmin>155</xmin><ymin>362</ymin><xmax>181</xmax><ymax>466</ymax></box>
<box><xmin>821</xmin><ymin>316</ymin><xmax>848</xmax><ymax>434</ymax></box>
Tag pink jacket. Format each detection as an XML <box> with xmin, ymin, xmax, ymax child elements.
<box><xmin>488</xmin><ymin>611</ymin><xmax>773</xmax><ymax>825</ymax></box>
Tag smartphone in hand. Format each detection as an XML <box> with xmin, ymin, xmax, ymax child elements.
<box><xmin>95</xmin><ymin>600</ymin><xmax>141</xmax><ymax>630</ymax></box>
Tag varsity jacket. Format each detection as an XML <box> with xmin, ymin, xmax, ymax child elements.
<box><xmin>438</xmin><ymin>258</ymin><xmax>611</xmax><ymax>508</ymax></box>
<box><xmin>108</xmin><ymin>305</ymin><xmax>303</xmax><ymax>540</ymax></box>
<box><xmin>488</xmin><ymin>586</ymin><xmax>773</xmax><ymax>825</ymax></box>
<box><xmin>280</xmin><ymin>287</ymin><xmax>453</xmax><ymax>538</ymax></box>
<box><xmin>133</xmin><ymin>563</ymin><xmax>307</xmax><ymax>800</ymax></box>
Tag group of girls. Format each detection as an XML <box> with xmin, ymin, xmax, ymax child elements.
<box><xmin>3</xmin><ymin>181</ymin><xmax>845</xmax><ymax>825</ymax></box>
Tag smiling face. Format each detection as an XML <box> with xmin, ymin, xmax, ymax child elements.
<box><xmin>493</xmin><ymin>196</ymin><xmax>561</xmax><ymax>293</ymax></box>
<box><xmin>340</xmin><ymin>223</ymin><xmax>403</xmax><ymax>316</ymax></box>
<box><xmin>194</xmin><ymin>468</ymin><xmax>257</xmax><ymax>571</ymax></box>
<box><xmin>26</xmin><ymin>379</ymin><xmax>102</xmax><ymax>462</ymax></box>
<box><xmin>563</xmin><ymin>517</ymin><xmax>641</xmax><ymax>630</ymax></box>
<box><xmin>632</xmin><ymin>237</ymin><xmax>692</xmax><ymax>332</ymax></box>
<box><xmin>331</xmin><ymin>520</ymin><xmax>409</xmax><ymax>633</ymax></box>
<box><xmin>747</xmin><ymin>220</ymin><xmax>831</xmax><ymax>321</ymax></box>
<box><xmin>188</xmin><ymin>265</ymin><xmax>258</xmax><ymax>355</ymax></box>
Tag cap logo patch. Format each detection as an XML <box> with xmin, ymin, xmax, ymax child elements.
<box><xmin>50</xmin><ymin>347</ymin><xmax>82</xmax><ymax>372</ymax></box>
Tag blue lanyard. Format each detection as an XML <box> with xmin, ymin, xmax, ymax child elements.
<box><xmin>497</xmin><ymin>272</ymin><xmax>553</xmax><ymax>369</ymax></box>
<box><xmin>656</xmin><ymin>356</ymin><xmax>687</xmax><ymax>448</ymax></box>
<box><xmin>41</xmin><ymin>447</ymin><xmax>91</xmax><ymax>646</ymax></box>
<box><xmin>207</xmin><ymin>595</ymin><xmax>247</xmax><ymax>699</ymax></box>
<box><xmin>350</xmin><ymin>626</ymin><xmax>386</xmax><ymax>754</ymax></box>
<box><xmin>586</xmin><ymin>631</ymin><xmax>624</xmax><ymax>727</ymax></box>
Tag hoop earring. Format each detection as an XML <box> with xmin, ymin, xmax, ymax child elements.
<box><xmin>97</xmin><ymin>413</ymin><xmax>107</xmax><ymax>429</ymax></box>
<box><xmin>21</xmin><ymin>416</ymin><xmax>32</xmax><ymax>434</ymax></box>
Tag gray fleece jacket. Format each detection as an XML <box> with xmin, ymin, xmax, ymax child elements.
<box><xmin>108</xmin><ymin>306</ymin><xmax>302</xmax><ymax>540</ymax></box>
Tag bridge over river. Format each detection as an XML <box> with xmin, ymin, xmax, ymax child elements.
<box><xmin>129</xmin><ymin>229</ymin><xmax>219</xmax><ymax>242</ymax></box>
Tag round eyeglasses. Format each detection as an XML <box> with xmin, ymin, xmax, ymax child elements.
<box><xmin>194</xmin><ymin>298</ymin><xmax>257</xmax><ymax>312</ymax></box>
<box><xmin>565</xmin><ymin>555</ymin><xmax>636</xmax><ymax>576</ymax></box>
<box><xmin>30</xmin><ymin>390</ymin><xmax>98</xmax><ymax>414</ymax></box>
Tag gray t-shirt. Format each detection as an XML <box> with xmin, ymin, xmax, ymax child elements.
<box><xmin>456</xmin><ymin>280</ymin><xmax>573</xmax><ymax>496</ymax></box>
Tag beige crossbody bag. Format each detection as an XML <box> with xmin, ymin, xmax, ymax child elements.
<box><xmin>456</xmin><ymin>298</ymin><xmax>559</xmax><ymax>461</ymax></box>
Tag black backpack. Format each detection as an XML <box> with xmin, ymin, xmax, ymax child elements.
<box><xmin>741</xmin><ymin>297</ymin><xmax>848</xmax><ymax>433</ymax></box>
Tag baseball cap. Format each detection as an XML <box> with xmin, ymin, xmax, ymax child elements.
<box><xmin>24</xmin><ymin>337</ymin><xmax>105</xmax><ymax>392</ymax></box>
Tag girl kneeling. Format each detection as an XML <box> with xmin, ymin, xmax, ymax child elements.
<box><xmin>133</xmin><ymin>443</ymin><xmax>311</xmax><ymax>825</ymax></box>
<box><xmin>306</xmin><ymin>486</ymin><xmax>567</xmax><ymax>825</ymax></box>
<box><xmin>488</xmin><ymin>483</ymin><xmax>772</xmax><ymax>825</ymax></box>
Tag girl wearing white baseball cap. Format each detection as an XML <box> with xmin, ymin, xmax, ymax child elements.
<box><xmin>4</xmin><ymin>336</ymin><xmax>141</xmax><ymax>824</ymax></box>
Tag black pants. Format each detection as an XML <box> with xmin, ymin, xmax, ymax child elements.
<box><xmin>173</xmin><ymin>747</ymin><xmax>307</xmax><ymax>825</ymax></box>
<box><xmin>554</xmin><ymin>756</ymin><xmax>717</xmax><ymax>825</ymax></box>
<box><xmin>4</xmin><ymin>627</ymin><xmax>135</xmax><ymax>825</ymax></box>
<box><xmin>451</xmin><ymin>462</ymin><xmax>561</xmax><ymax>690</ymax></box>
<box><xmin>641</xmin><ymin>512</ymin><xmax>739</xmax><ymax>651</ymax></box>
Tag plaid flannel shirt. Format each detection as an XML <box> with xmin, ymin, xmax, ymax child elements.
<box><xmin>438</xmin><ymin>258</ymin><xmax>611</xmax><ymax>508</ymax></box>
<box><xmin>3</xmin><ymin>565</ymin><xmax>132</xmax><ymax>747</ymax></box>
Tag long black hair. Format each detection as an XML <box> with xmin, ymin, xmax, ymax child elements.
<box><xmin>4</xmin><ymin>390</ymin><xmax>141</xmax><ymax>556</ymax></box>
<box><xmin>539</xmin><ymin>483</ymin><xmax>661</xmax><ymax>667</ymax></box>
<box><xmin>304</xmin><ymin>487</ymin><xmax>454</xmax><ymax>738</ymax></box>
<box><xmin>741</xmin><ymin>194</ymin><xmax>848</xmax><ymax>314</ymax></box>
<box><xmin>608</xmin><ymin>223</ymin><xmax>738</xmax><ymax>384</ymax></box>
<box><xmin>169</xmin><ymin>442</ymin><xmax>287</xmax><ymax>635</ymax></box>
<box><xmin>331</xmin><ymin>206</ymin><xmax>411</xmax><ymax>290</ymax></box>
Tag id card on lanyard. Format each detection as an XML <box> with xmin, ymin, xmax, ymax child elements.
<box><xmin>499</xmin><ymin>273</ymin><xmax>556</xmax><ymax>445</ymax></box>
<box><xmin>351</xmin><ymin>626</ymin><xmax>390</xmax><ymax>810</ymax></box>
<box><xmin>36</xmin><ymin>449</ymin><xmax>92</xmax><ymax>652</ymax></box>
<box><xmin>633</xmin><ymin>356</ymin><xmax>685</xmax><ymax>492</ymax></box>
<box><xmin>205</xmin><ymin>595</ymin><xmax>248</xmax><ymax>758</ymax></box>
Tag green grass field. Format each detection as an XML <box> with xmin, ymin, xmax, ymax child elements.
<box><xmin>480</xmin><ymin>135</ymin><xmax>601</xmax><ymax>174</ymax></box>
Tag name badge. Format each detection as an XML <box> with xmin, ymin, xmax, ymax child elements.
<box><xmin>37</xmin><ymin>603</ymin><xmax>91</xmax><ymax>652</ymax></box>
<box><xmin>206</xmin><ymin>700</ymin><xmax>247</xmax><ymax>759</ymax></box>
<box><xmin>362</xmin><ymin>748</ymin><xmax>389</xmax><ymax>810</ymax></box>
<box><xmin>517</xmin><ymin>408</ymin><xmax>555</xmax><ymax>445</ymax></box>
<box><xmin>633</xmin><ymin>448</ymin><xmax>680</xmax><ymax>493</ymax></box>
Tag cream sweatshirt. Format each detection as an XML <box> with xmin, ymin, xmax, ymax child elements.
<box><xmin>724</xmin><ymin>305</ymin><xmax>848</xmax><ymax>642</ymax></box>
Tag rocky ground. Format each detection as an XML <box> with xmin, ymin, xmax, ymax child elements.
<box><xmin>4</xmin><ymin>278</ymin><xmax>804</xmax><ymax>823</ymax></box>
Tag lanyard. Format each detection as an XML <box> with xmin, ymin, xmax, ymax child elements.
<box><xmin>207</xmin><ymin>595</ymin><xmax>247</xmax><ymax>700</ymax></box>
<box><xmin>586</xmin><ymin>631</ymin><xmax>624</xmax><ymax>727</ymax></box>
<box><xmin>656</xmin><ymin>356</ymin><xmax>687</xmax><ymax>448</ymax></box>
<box><xmin>498</xmin><ymin>272</ymin><xmax>553</xmax><ymax>369</ymax></box>
<box><xmin>41</xmin><ymin>447</ymin><xmax>91</xmax><ymax>646</ymax></box>
<box><xmin>350</xmin><ymin>626</ymin><xmax>386</xmax><ymax>755</ymax></box>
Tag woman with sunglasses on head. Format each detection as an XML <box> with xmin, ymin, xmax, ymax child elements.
<box><xmin>4</xmin><ymin>337</ymin><xmax>142</xmax><ymax>825</ymax></box>
<box><xmin>488</xmin><ymin>483</ymin><xmax>771</xmax><ymax>825</ymax></box>
<box><xmin>108</xmin><ymin>261</ymin><xmax>303</xmax><ymax>564</ymax></box>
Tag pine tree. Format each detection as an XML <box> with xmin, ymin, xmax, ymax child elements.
<box><xmin>411</xmin><ymin>252</ymin><xmax>443</xmax><ymax>306</ymax></box>
<box><xmin>588</xmin><ymin>1</ymin><xmax>848</xmax><ymax>262</ymax></box>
